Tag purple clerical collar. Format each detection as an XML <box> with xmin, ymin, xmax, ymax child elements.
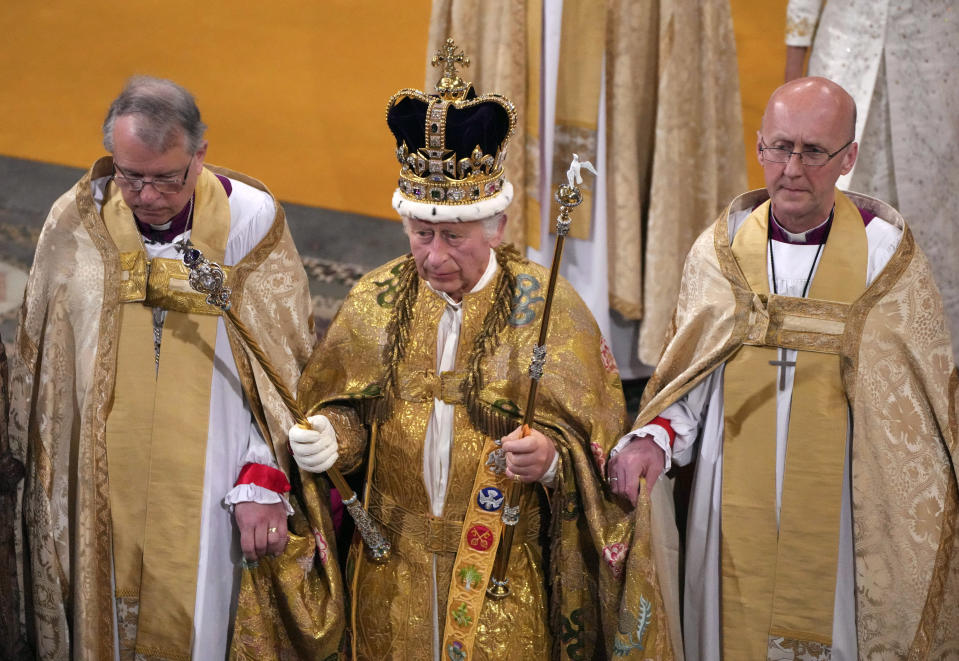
<box><xmin>134</xmin><ymin>173</ymin><xmax>232</xmax><ymax>244</ymax></box>
<box><xmin>768</xmin><ymin>207</ymin><xmax>834</xmax><ymax>245</ymax></box>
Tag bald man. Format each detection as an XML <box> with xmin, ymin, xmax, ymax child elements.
<box><xmin>608</xmin><ymin>77</ymin><xmax>959</xmax><ymax>659</ymax></box>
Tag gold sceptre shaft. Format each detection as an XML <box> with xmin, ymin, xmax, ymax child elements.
<box><xmin>487</xmin><ymin>155</ymin><xmax>595</xmax><ymax>599</ymax></box>
<box><xmin>180</xmin><ymin>246</ymin><xmax>391</xmax><ymax>562</ymax></box>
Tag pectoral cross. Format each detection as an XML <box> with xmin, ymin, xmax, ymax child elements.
<box><xmin>769</xmin><ymin>348</ymin><xmax>796</xmax><ymax>391</ymax></box>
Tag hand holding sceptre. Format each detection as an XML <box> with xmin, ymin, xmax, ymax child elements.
<box><xmin>180</xmin><ymin>246</ymin><xmax>391</xmax><ymax>562</ymax></box>
<box><xmin>486</xmin><ymin>154</ymin><xmax>596</xmax><ymax>599</ymax></box>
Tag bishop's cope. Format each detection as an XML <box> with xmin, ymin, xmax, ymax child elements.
<box><xmin>9</xmin><ymin>76</ymin><xmax>344</xmax><ymax>660</ymax></box>
<box><xmin>290</xmin><ymin>39</ymin><xmax>675</xmax><ymax>660</ymax></box>
<box><xmin>608</xmin><ymin>76</ymin><xmax>959</xmax><ymax>659</ymax></box>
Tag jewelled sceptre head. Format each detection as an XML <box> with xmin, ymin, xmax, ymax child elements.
<box><xmin>487</xmin><ymin>154</ymin><xmax>597</xmax><ymax>599</ymax></box>
<box><xmin>180</xmin><ymin>246</ymin><xmax>392</xmax><ymax>562</ymax></box>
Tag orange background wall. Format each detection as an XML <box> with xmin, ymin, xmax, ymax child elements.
<box><xmin>0</xmin><ymin>1</ymin><xmax>784</xmax><ymax>218</ymax></box>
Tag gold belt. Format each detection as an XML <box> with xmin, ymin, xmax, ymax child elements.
<box><xmin>368</xmin><ymin>486</ymin><xmax>541</xmax><ymax>554</ymax></box>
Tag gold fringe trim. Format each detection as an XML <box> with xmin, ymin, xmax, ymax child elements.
<box><xmin>374</xmin><ymin>255</ymin><xmax>419</xmax><ymax>423</ymax></box>
<box><xmin>461</xmin><ymin>245</ymin><xmax>521</xmax><ymax>439</ymax></box>
<box><xmin>366</xmin><ymin>245</ymin><xmax>524</xmax><ymax>441</ymax></box>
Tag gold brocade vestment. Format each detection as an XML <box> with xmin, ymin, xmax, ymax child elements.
<box><xmin>102</xmin><ymin>167</ymin><xmax>231</xmax><ymax>659</ymax></box>
<box><xmin>632</xmin><ymin>189</ymin><xmax>959</xmax><ymax>659</ymax></box>
<box><xmin>10</xmin><ymin>158</ymin><xmax>343</xmax><ymax>661</ymax></box>
<box><xmin>299</xmin><ymin>246</ymin><xmax>676</xmax><ymax>660</ymax></box>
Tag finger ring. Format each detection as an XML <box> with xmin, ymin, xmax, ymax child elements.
<box><xmin>267</xmin><ymin>527</ymin><xmax>278</xmax><ymax>534</ymax></box>
<box><xmin>609</xmin><ymin>477</ymin><xmax>619</xmax><ymax>482</ymax></box>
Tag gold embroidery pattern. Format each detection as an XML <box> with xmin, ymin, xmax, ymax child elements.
<box><xmin>78</xmin><ymin>159</ymin><xmax>129</xmax><ymax>655</ymax></box>
<box><xmin>767</xmin><ymin>635</ymin><xmax>830</xmax><ymax>661</ymax></box>
<box><xmin>786</xmin><ymin>16</ymin><xmax>816</xmax><ymax>40</ymax></box>
<box><xmin>630</xmin><ymin>189</ymin><xmax>959</xmax><ymax>657</ymax></box>
<box><xmin>118</xmin><ymin>251</ymin><xmax>148</xmax><ymax>302</ymax></box>
<box><xmin>843</xmin><ymin>232</ymin><xmax>959</xmax><ymax>656</ymax></box>
<box><xmin>298</xmin><ymin>244</ymin><xmax>648</xmax><ymax>659</ymax></box>
<box><xmin>143</xmin><ymin>257</ymin><xmax>232</xmax><ymax>315</ymax></box>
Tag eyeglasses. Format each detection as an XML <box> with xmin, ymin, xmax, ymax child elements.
<box><xmin>113</xmin><ymin>156</ymin><xmax>193</xmax><ymax>194</ymax></box>
<box><xmin>759</xmin><ymin>138</ymin><xmax>854</xmax><ymax>167</ymax></box>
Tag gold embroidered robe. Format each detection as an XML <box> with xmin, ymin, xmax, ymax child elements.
<box><xmin>298</xmin><ymin>246</ymin><xmax>675</xmax><ymax>660</ymax></box>
<box><xmin>9</xmin><ymin>158</ymin><xmax>344</xmax><ymax>660</ymax></box>
<box><xmin>635</xmin><ymin>189</ymin><xmax>959</xmax><ymax>659</ymax></box>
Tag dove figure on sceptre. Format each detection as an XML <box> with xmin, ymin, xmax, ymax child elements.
<box><xmin>566</xmin><ymin>153</ymin><xmax>598</xmax><ymax>188</ymax></box>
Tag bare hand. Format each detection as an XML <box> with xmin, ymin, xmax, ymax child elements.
<box><xmin>606</xmin><ymin>435</ymin><xmax>666</xmax><ymax>508</ymax></box>
<box><xmin>502</xmin><ymin>425</ymin><xmax>557</xmax><ymax>483</ymax></box>
<box><xmin>234</xmin><ymin>501</ymin><xmax>289</xmax><ymax>562</ymax></box>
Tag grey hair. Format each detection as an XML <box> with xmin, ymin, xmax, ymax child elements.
<box><xmin>401</xmin><ymin>212</ymin><xmax>505</xmax><ymax>241</ymax></box>
<box><xmin>102</xmin><ymin>76</ymin><xmax>207</xmax><ymax>154</ymax></box>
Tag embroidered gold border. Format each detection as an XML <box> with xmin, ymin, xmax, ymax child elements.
<box><xmin>910</xmin><ymin>476</ymin><xmax>958</xmax><ymax>657</ymax></box>
<box><xmin>204</xmin><ymin>164</ymin><xmax>286</xmax><ymax>453</ymax></box>
<box><xmin>443</xmin><ymin>435</ymin><xmax>513</xmax><ymax>660</ymax></box>
<box><xmin>144</xmin><ymin>257</ymin><xmax>231</xmax><ymax>315</ymax></box>
<box><xmin>75</xmin><ymin>156</ymin><xmax>124</xmax><ymax>651</ymax></box>
<box><xmin>950</xmin><ymin>368</ymin><xmax>958</xmax><ymax>454</ymax></box>
<box><xmin>367</xmin><ymin>486</ymin><xmax>462</xmax><ymax>553</ymax></box>
<box><xmin>205</xmin><ymin>164</ymin><xmax>286</xmax><ymax>309</ymax></box>
<box><xmin>118</xmin><ymin>251</ymin><xmax>148</xmax><ymax>302</ymax></box>
<box><xmin>840</xmin><ymin>224</ymin><xmax>916</xmax><ymax>402</ymax></box>
<box><xmin>634</xmin><ymin>207</ymin><xmax>752</xmax><ymax>427</ymax></box>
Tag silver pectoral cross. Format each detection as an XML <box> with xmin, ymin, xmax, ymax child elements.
<box><xmin>768</xmin><ymin>347</ymin><xmax>796</xmax><ymax>391</ymax></box>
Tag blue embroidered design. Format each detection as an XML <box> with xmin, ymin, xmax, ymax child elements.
<box><xmin>613</xmin><ymin>595</ymin><xmax>652</xmax><ymax>656</ymax></box>
<box><xmin>509</xmin><ymin>273</ymin><xmax>544</xmax><ymax>326</ymax></box>
<box><xmin>477</xmin><ymin>487</ymin><xmax>504</xmax><ymax>512</ymax></box>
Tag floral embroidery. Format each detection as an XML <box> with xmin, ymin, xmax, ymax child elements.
<box><xmin>599</xmin><ymin>335</ymin><xmax>618</xmax><ymax>373</ymax></box>
<box><xmin>767</xmin><ymin>636</ymin><xmax>830</xmax><ymax>660</ymax></box>
<box><xmin>313</xmin><ymin>528</ymin><xmax>329</xmax><ymax>566</ymax></box>
<box><xmin>451</xmin><ymin>602</ymin><xmax>473</xmax><ymax>628</ymax></box>
<box><xmin>603</xmin><ymin>542</ymin><xmax>628</xmax><ymax>580</ymax></box>
<box><xmin>590</xmin><ymin>441</ymin><xmax>607</xmax><ymax>474</ymax></box>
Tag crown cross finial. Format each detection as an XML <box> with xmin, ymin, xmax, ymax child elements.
<box><xmin>431</xmin><ymin>38</ymin><xmax>471</xmax><ymax>100</ymax></box>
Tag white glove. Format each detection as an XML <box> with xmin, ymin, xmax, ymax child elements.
<box><xmin>289</xmin><ymin>415</ymin><xmax>339</xmax><ymax>473</ymax></box>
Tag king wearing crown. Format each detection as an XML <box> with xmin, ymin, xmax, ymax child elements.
<box><xmin>290</xmin><ymin>39</ymin><xmax>674</xmax><ymax>659</ymax></box>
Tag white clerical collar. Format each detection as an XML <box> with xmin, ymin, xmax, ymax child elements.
<box><xmin>770</xmin><ymin>209</ymin><xmax>833</xmax><ymax>245</ymax></box>
<box><xmin>430</xmin><ymin>248</ymin><xmax>499</xmax><ymax>307</ymax></box>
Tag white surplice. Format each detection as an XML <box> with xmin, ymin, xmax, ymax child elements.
<box><xmin>623</xmin><ymin>206</ymin><xmax>901</xmax><ymax>660</ymax></box>
<box><xmin>93</xmin><ymin>175</ymin><xmax>287</xmax><ymax>660</ymax></box>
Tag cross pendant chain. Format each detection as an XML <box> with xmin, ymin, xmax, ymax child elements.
<box><xmin>768</xmin><ymin>347</ymin><xmax>796</xmax><ymax>391</ymax></box>
<box><xmin>153</xmin><ymin>308</ymin><xmax>165</xmax><ymax>374</ymax></box>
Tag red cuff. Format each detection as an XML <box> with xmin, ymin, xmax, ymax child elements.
<box><xmin>235</xmin><ymin>463</ymin><xmax>291</xmax><ymax>494</ymax></box>
<box><xmin>650</xmin><ymin>416</ymin><xmax>676</xmax><ymax>448</ymax></box>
